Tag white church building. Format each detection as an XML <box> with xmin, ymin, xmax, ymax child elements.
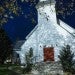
<box><xmin>16</xmin><ymin>0</ymin><xmax>75</xmax><ymax>63</ymax></box>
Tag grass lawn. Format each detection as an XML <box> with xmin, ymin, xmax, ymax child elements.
<box><xmin>0</xmin><ymin>69</ymin><xmax>11</xmax><ymax>75</ymax></box>
<box><xmin>0</xmin><ymin>69</ymin><xmax>21</xmax><ymax>75</ymax></box>
<box><xmin>0</xmin><ymin>64</ymin><xmax>21</xmax><ymax>75</ymax></box>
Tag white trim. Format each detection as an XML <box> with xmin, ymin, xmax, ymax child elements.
<box><xmin>59</xmin><ymin>20</ymin><xmax>75</xmax><ymax>35</ymax></box>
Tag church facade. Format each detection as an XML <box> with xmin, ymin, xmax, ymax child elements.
<box><xmin>18</xmin><ymin>0</ymin><xmax>75</xmax><ymax>63</ymax></box>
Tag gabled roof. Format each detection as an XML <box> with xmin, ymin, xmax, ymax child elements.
<box><xmin>13</xmin><ymin>40</ymin><xmax>25</xmax><ymax>51</ymax></box>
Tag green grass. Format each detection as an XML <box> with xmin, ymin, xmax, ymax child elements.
<box><xmin>0</xmin><ymin>64</ymin><xmax>21</xmax><ymax>75</ymax></box>
<box><xmin>0</xmin><ymin>64</ymin><xmax>32</xmax><ymax>75</ymax></box>
<box><xmin>0</xmin><ymin>69</ymin><xmax>11</xmax><ymax>75</ymax></box>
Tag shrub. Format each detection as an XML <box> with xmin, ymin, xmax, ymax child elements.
<box><xmin>58</xmin><ymin>45</ymin><xmax>75</xmax><ymax>73</ymax></box>
<box><xmin>23</xmin><ymin>48</ymin><xmax>33</xmax><ymax>73</ymax></box>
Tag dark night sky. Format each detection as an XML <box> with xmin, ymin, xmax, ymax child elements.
<box><xmin>1</xmin><ymin>0</ymin><xmax>75</xmax><ymax>43</ymax></box>
<box><xmin>2</xmin><ymin>0</ymin><xmax>38</xmax><ymax>43</ymax></box>
<box><xmin>55</xmin><ymin>0</ymin><xmax>75</xmax><ymax>28</ymax></box>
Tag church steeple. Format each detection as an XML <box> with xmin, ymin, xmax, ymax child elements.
<box><xmin>36</xmin><ymin>0</ymin><xmax>55</xmax><ymax>8</ymax></box>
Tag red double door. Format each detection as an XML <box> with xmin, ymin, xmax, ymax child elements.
<box><xmin>44</xmin><ymin>47</ymin><xmax>54</xmax><ymax>62</ymax></box>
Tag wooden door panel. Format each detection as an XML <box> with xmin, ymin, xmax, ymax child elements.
<box><xmin>44</xmin><ymin>47</ymin><xmax>54</xmax><ymax>62</ymax></box>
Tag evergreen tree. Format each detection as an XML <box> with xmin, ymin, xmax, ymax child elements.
<box><xmin>25</xmin><ymin>48</ymin><xmax>33</xmax><ymax>72</ymax></box>
<box><xmin>0</xmin><ymin>28</ymin><xmax>13</xmax><ymax>64</ymax></box>
<box><xmin>58</xmin><ymin>45</ymin><xmax>75</xmax><ymax>73</ymax></box>
<box><xmin>23</xmin><ymin>48</ymin><xmax>33</xmax><ymax>73</ymax></box>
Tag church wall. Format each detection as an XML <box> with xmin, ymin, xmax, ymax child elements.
<box><xmin>20</xmin><ymin>4</ymin><xmax>75</xmax><ymax>64</ymax></box>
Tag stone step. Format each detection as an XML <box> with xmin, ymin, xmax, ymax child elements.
<box><xmin>32</xmin><ymin>62</ymin><xmax>63</xmax><ymax>75</ymax></box>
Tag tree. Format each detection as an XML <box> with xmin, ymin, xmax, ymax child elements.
<box><xmin>25</xmin><ymin>48</ymin><xmax>33</xmax><ymax>72</ymax></box>
<box><xmin>0</xmin><ymin>1</ymin><xmax>20</xmax><ymax>61</ymax></box>
<box><xmin>0</xmin><ymin>0</ymin><xmax>38</xmax><ymax>26</ymax></box>
<box><xmin>23</xmin><ymin>48</ymin><xmax>33</xmax><ymax>73</ymax></box>
<box><xmin>0</xmin><ymin>0</ymin><xmax>21</xmax><ymax>26</ymax></box>
<box><xmin>55</xmin><ymin>0</ymin><xmax>75</xmax><ymax>18</ymax></box>
<box><xmin>58</xmin><ymin>45</ymin><xmax>75</xmax><ymax>73</ymax></box>
<box><xmin>0</xmin><ymin>28</ymin><xmax>13</xmax><ymax>64</ymax></box>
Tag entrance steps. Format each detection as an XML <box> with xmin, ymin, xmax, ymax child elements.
<box><xmin>32</xmin><ymin>61</ymin><xmax>63</xmax><ymax>75</ymax></box>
